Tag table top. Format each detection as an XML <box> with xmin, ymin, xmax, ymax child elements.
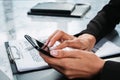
<box><xmin>1</xmin><ymin>0</ymin><xmax>120</xmax><ymax>80</ymax></box>
<box><xmin>0</xmin><ymin>0</ymin><xmax>110</xmax><ymax>44</ymax></box>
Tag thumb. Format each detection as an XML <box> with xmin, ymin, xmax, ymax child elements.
<box><xmin>50</xmin><ymin>49</ymin><xmax>82</xmax><ymax>58</ymax></box>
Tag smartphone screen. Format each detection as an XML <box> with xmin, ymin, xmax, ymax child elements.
<box><xmin>24</xmin><ymin>35</ymin><xmax>52</xmax><ymax>57</ymax></box>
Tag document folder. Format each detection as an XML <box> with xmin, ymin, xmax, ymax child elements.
<box><xmin>30</xmin><ymin>2</ymin><xmax>75</xmax><ymax>15</ymax></box>
<box><xmin>28</xmin><ymin>2</ymin><xmax>91</xmax><ymax>18</ymax></box>
<box><xmin>93</xmin><ymin>38</ymin><xmax>120</xmax><ymax>59</ymax></box>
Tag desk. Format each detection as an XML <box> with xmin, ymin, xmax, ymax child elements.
<box><xmin>0</xmin><ymin>0</ymin><xmax>120</xmax><ymax>80</ymax></box>
<box><xmin>0</xmin><ymin>0</ymin><xmax>110</xmax><ymax>43</ymax></box>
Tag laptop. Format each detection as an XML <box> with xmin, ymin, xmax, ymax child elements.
<box><xmin>5</xmin><ymin>38</ymin><xmax>50</xmax><ymax>73</ymax></box>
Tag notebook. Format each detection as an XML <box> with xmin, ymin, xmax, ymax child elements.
<box><xmin>30</xmin><ymin>2</ymin><xmax>75</xmax><ymax>15</ymax></box>
<box><xmin>28</xmin><ymin>2</ymin><xmax>91</xmax><ymax>18</ymax></box>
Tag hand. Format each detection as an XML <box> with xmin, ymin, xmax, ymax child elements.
<box><xmin>46</xmin><ymin>30</ymin><xmax>96</xmax><ymax>51</ymax></box>
<box><xmin>40</xmin><ymin>49</ymin><xmax>105</xmax><ymax>79</ymax></box>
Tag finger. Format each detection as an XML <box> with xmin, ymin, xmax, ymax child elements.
<box><xmin>49</xmin><ymin>31</ymin><xmax>64</xmax><ymax>47</ymax></box>
<box><xmin>47</xmin><ymin>30</ymin><xmax>74</xmax><ymax>47</ymax></box>
<box><xmin>50</xmin><ymin>65</ymin><xmax>65</xmax><ymax>73</ymax></box>
<box><xmin>40</xmin><ymin>52</ymin><xmax>63</xmax><ymax>66</ymax></box>
<box><xmin>47</xmin><ymin>30</ymin><xmax>64</xmax><ymax>47</ymax></box>
<box><xmin>54</xmin><ymin>39</ymin><xmax>83</xmax><ymax>50</ymax></box>
<box><xmin>53</xmin><ymin>41</ymin><xmax>69</xmax><ymax>50</ymax></box>
<box><xmin>65</xmin><ymin>39</ymin><xmax>87</xmax><ymax>50</ymax></box>
<box><xmin>50</xmin><ymin>49</ymin><xmax>84</xmax><ymax>58</ymax></box>
<box><xmin>45</xmin><ymin>30</ymin><xmax>58</xmax><ymax>45</ymax></box>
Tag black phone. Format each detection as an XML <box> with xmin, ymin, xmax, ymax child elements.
<box><xmin>24</xmin><ymin>35</ymin><xmax>53</xmax><ymax>57</ymax></box>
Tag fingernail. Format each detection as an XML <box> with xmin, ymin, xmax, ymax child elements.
<box><xmin>50</xmin><ymin>50</ymin><xmax>58</xmax><ymax>56</ymax></box>
<box><xmin>49</xmin><ymin>47</ymin><xmax>55</xmax><ymax>50</ymax></box>
<box><xmin>45</xmin><ymin>40</ymin><xmax>49</xmax><ymax>45</ymax></box>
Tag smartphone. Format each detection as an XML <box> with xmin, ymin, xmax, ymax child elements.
<box><xmin>24</xmin><ymin>35</ymin><xmax>53</xmax><ymax>57</ymax></box>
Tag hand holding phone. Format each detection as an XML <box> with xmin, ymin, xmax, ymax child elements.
<box><xmin>24</xmin><ymin>35</ymin><xmax>53</xmax><ymax>57</ymax></box>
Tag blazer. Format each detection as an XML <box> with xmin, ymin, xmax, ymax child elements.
<box><xmin>75</xmin><ymin>0</ymin><xmax>120</xmax><ymax>42</ymax></box>
<box><xmin>75</xmin><ymin>0</ymin><xmax>120</xmax><ymax>80</ymax></box>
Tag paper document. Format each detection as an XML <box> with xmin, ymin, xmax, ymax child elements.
<box><xmin>28</xmin><ymin>2</ymin><xmax>91</xmax><ymax>18</ymax></box>
<box><xmin>5</xmin><ymin>40</ymin><xmax>50</xmax><ymax>72</ymax></box>
<box><xmin>94</xmin><ymin>38</ymin><xmax>120</xmax><ymax>58</ymax></box>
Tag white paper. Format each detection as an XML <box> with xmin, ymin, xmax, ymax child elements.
<box><xmin>8</xmin><ymin>40</ymin><xmax>49</xmax><ymax>72</ymax></box>
<box><xmin>15</xmin><ymin>60</ymin><xmax>48</xmax><ymax>72</ymax></box>
<box><xmin>94</xmin><ymin>38</ymin><xmax>120</xmax><ymax>58</ymax></box>
<box><xmin>14</xmin><ymin>48</ymin><xmax>49</xmax><ymax>72</ymax></box>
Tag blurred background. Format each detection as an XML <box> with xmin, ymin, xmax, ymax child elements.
<box><xmin>0</xmin><ymin>0</ymin><xmax>109</xmax><ymax>44</ymax></box>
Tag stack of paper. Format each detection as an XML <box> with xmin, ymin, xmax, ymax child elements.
<box><xmin>94</xmin><ymin>38</ymin><xmax>120</xmax><ymax>58</ymax></box>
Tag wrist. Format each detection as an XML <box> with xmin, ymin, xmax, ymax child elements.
<box><xmin>79</xmin><ymin>34</ymin><xmax>96</xmax><ymax>43</ymax></box>
<box><xmin>91</xmin><ymin>60</ymin><xmax>105</xmax><ymax>80</ymax></box>
<box><xmin>90</xmin><ymin>59</ymin><xmax>105</xmax><ymax>79</ymax></box>
<box><xmin>78</xmin><ymin>34</ymin><xmax>96</xmax><ymax>49</ymax></box>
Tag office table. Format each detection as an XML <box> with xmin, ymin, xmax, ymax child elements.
<box><xmin>0</xmin><ymin>0</ymin><xmax>120</xmax><ymax>80</ymax></box>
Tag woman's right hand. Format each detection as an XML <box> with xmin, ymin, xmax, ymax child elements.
<box><xmin>46</xmin><ymin>30</ymin><xmax>96</xmax><ymax>51</ymax></box>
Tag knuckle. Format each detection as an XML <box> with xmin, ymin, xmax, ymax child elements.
<box><xmin>44</xmin><ymin>58</ymin><xmax>50</xmax><ymax>63</ymax></box>
<box><xmin>64</xmin><ymin>71</ymin><xmax>74</xmax><ymax>79</ymax></box>
<box><xmin>64</xmin><ymin>65</ymin><xmax>73</xmax><ymax>71</ymax></box>
<box><xmin>61</xmin><ymin>50</ymin><xmax>66</xmax><ymax>57</ymax></box>
<box><xmin>64</xmin><ymin>70</ymin><xmax>70</xmax><ymax>76</ymax></box>
<box><xmin>68</xmin><ymin>76</ymin><xmax>74</xmax><ymax>79</ymax></box>
<box><xmin>53</xmin><ymin>50</ymin><xmax>66</xmax><ymax>58</ymax></box>
<box><xmin>56</xmin><ymin>29</ymin><xmax>60</xmax><ymax>32</ymax></box>
<box><xmin>59</xmin><ymin>30</ymin><xmax>66</xmax><ymax>36</ymax></box>
<box><xmin>44</xmin><ymin>58</ymin><xmax>53</xmax><ymax>64</ymax></box>
<box><xmin>62</xmin><ymin>61</ymin><xmax>68</xmax><ymax>68</ymax></box>
<box><xmin>62</xmin><ymin>60</ymin><xmax>69</xmax><ymax>70</ymax></box>
<box><xmin>57</xmin><ymin>30</ymin><xmax>63</xmax><ymax>34</ymax></box>
<box><xmin>56</xmin><ymin>50</ymin><xmax>63</xmax><ymax>57</ymax></box>
<box><xmin>64</xmin><ymin>41</ymin><xmax>70</xmax><ymax>46</ymax></box>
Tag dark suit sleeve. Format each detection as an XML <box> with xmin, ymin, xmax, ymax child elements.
<box><xmin>75</xmin><ymin>0</ymin><xmax>120</xmax><ymax>42</ymax></box>
<box><xmin>98</xmin><ymin>61</ymin><xmax>120</xmax><ymax>80</ymax></box>
<box><xmin>90</xmin><ymin>61</ymin><xmax>120</xmax><ymax>80</ymax></box>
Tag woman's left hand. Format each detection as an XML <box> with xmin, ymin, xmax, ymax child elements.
<box><xmin>40</xmin><ymin>49</ymin><xmax>105</xmax><ymax>79</ymax></box>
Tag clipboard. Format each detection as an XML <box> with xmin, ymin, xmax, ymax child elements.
<box><xmin>4</xmin><ymin>41</ymin><xmax>50</xmax><ymax>73</ymax></box>
<box><xmin>4</xmin><ymin>42</ymin><xmax>18</xmax><ymax>74</ymax></box>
